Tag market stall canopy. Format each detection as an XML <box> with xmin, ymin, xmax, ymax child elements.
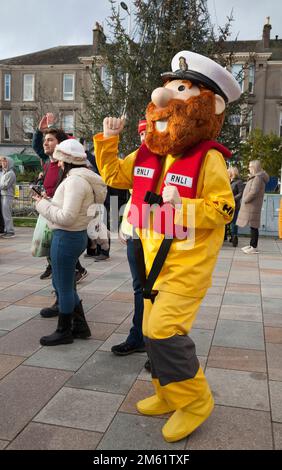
<box><xmin>8</xmin><ymin>154</ymin><xmax>42</xmax><ymax>172</ymax></box>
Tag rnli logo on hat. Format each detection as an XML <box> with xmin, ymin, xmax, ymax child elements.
<box><xmin>179</xmin><ymin>57</ymin><xmax>188</xmax><ymax>72</ymax></box>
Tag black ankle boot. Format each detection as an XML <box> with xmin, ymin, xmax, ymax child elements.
<box><xmin>232</xmin><ymin>235</ymin><xmax>238</xmax><ymax>247</ymax></box>
<box><xmin>72</xmin><ymin>301</ymin><xmax>91</xmax><ymax>339</ymax></box>
<box><xmin>40</xmin><ymin>298</ymin><xmax>59</xmax><ymax>318</ymax></box>
<box><xmin>40</xmin><ymin>314</ymin><xmax>73</xmax><ymax>346</ymax></box>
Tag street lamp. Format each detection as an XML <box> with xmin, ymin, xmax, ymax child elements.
<box><xmin>120</xmin><ymin>1</ymin><xmax>131</xmax><ymax>36</ymax></box>
<box><xmin>120</xmin><ymin>1</ymin><xmax>132</xmax><ymax>113</ymax></box>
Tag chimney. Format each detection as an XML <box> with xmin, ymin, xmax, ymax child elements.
<box><xmin>93</xmin><ymin>22</ymin><xmax>106</xmax><ymax>54</ymax></box>
<box><xmin>262</xmin><ymin>17</ymin><xmax>272</xmax><ymax>48</ymax></box>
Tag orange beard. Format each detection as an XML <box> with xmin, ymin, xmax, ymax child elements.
<box><xmin>145</xmin><ymin>89</ymin><xmax>225</xmax><ymax>156</ymax></box>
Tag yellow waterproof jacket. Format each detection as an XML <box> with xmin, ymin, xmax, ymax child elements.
<box><xmin>94</xmin><ymin>134</ymin><xmax>234</xmax><ymax>298</ymax></box>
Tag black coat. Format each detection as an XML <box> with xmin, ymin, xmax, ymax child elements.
<box><xmin>231</xmin><ymin>177</ymin><xmax>244</xmax><ymax>210</ymax></box>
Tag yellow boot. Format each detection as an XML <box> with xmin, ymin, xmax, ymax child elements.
<box><xmin>162</xmin><ymin>389</ymin><xmax>215</xmax><ymax>442</ymax></box>
<box><xmin>137</xmin><ymin>394</ymin><xmax>175</xmax><ymax>416</ymax></box>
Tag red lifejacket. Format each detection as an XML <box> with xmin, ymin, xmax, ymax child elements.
<box><xmin>128</xmin><ymin>140</ymin><xmax>231</xmax><ymax>237</ymax></box>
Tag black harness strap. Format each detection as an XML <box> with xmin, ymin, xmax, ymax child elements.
<box><xmin>133</xmin><ymin>234</ymin><xmax>173</xmax><ymax>304</ymax></box>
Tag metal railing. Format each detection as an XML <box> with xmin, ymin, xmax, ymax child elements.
<box><xmin>12</xmin><ymin>183</ymin><xmax>38</xmax><ymax>217</ymax></box>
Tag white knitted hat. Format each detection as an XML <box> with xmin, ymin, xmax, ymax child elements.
<box><xmin>53</xmin><ymin>139</ymin><xmax>87</xmax><ymax>165</ymax></box>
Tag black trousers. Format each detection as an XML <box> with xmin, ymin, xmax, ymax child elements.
<box><xmin>250</xmin><ymin>227</ymin><xmax>259</xmax><ymax>248</ymax></box>
<box><xmin>0</xmin><ymin>195</ymin><xmax>4</xmax><ymax>233</ymax></box>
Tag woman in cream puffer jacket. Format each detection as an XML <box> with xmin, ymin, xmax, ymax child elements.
<box><xmin>33</xmin><ymin>139</ymin><xmax>107</xmax><ymax>346</ymax></box>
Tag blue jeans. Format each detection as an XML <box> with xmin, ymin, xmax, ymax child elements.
<box><xmin>126</xmin><ymin>238</ymin><xmax>145</xmax><ymax>347</ymax></box>
<box><xmin>51</xmin><ymin>230</ymin><xmax>88</xmax><ymax>314</ymax></box>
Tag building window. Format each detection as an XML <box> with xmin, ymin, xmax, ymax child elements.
<box><xmin>101</xmin><ymin>66</ymin><xmax>112</xmax><ymax>93</ymax></box>
<box><xmin>3</xmin><ymin>113</ymin><xmax>11</xmax><ymax>140</ymax></box>
<box><xmin>63</xmin><ymin>74</ymin><xmax>75</xmax><ymax>101</ymax></box>
<box><xmin>279</xmin><ymin>111</ymin><xmax>282</xmax><ymax>137</ymax></box>
<box><xmin>4</xmin><ymin>74</ymin><xmax>11</xmax><ymax>101</ymax></box>
<box><xmin>23</xmin><ymin>74</ymin><xmax>35</xmax><ymax>101</ymax></box>
<box><xmin>231</xmin><ymin>64</ymin><xmax>244</xmax><ymax>91</ymax></box>
<box><xmin>248</xmin><ymin>64</ymin><xmax>255</xmax><ymax>93</ymax></box>
<box><xmin>23</xmin><ymin>115</ymin><xmax>34</xmax><ymax>140</ymax></box>
<box><xmin>62</xmin><ymin>114</ymin><xmax>75</xmax><ymax>134</ymax></box>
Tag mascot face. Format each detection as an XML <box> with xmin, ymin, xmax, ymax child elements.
<box><xmin>145</xmin><ymin>79</ymin><xmax>225</xmax><ymax>156</ymax></box>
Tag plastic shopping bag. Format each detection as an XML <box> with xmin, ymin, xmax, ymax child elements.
<box><xmin>31</xmin><ymin>214</ymin><xmax>53</xmax><ymax>257</ymax></box>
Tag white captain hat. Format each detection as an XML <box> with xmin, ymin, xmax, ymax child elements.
<box><xmin>161</xmin><ymin>50</ymin><xmax>241</xmax><ymax>103</ymax></box>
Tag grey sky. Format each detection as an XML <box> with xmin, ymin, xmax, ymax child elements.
<box><xmin>1</xmin><ymin>0</ymin><xmax>282</xmax><ymax>60</ymax></box>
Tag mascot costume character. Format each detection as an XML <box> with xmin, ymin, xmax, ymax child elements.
<box><xmin>94</xmin><ymin>50</ymin><xmax>241</xmax><ymax>442</ymax></box>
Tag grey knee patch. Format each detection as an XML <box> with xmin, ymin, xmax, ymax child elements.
<box><xmin>144</xmin><ymin>334</ymin><xmax>200</xmax><ymax>386</ymax></box>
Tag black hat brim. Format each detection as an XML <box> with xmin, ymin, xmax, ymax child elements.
<box><xmin>161</xmin><ymin>70</ymin><xmax>228</xmax><ymax>102</ymax></box>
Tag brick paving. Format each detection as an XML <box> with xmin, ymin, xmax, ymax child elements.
<box><xmin>0</xmin><ymin>228</ymin><xmax>281</xmax><ymax>450</ymax></box>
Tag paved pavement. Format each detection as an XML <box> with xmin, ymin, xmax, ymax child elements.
<box><xmin>0</xmin><ymin>228</ymin><xmax>281</xmax><ymax>450</ymax></box>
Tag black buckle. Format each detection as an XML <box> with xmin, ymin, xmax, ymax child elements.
<box><xmin>143</xmin><ymin>289</ymin><xmax>158</xmax><ymax>304</ymax></box>
<box><xmin>144</xmin><ymin>191</ymin><xmax>163</xmax><ymax>206</ymax></box>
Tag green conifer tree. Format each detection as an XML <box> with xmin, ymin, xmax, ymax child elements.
<box><xmin>79</xmin><ymin>0</ymin><xmax>246</xmax><ymax>156</ymax></box>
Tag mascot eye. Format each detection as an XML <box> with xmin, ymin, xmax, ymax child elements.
<box><xmin>178</xmin><ymin>85</ymin><xmax>186</xmax><ymax>92</ymax></box>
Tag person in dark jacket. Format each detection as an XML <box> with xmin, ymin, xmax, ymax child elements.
<box><xmin>227</xmin><ymin>166</ymin><xmax>244</xmax><ymax>247</ymax></box>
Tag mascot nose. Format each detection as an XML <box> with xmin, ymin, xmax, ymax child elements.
<box><xmin>151</xmin><ymin>87</ymin><xmax>174</xmax><ymax>108</ymax></box>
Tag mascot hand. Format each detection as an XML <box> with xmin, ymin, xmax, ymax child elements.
<box><xmin>162</xmin><ymin>184</ymin><xmax>182</xmax><ymax>207</ymax></box>
<box><xmin>103</xmin><ymin>116</ymin><xmax>126</xmax><ymax>138</ymax></box>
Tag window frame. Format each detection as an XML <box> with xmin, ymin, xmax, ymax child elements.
<box><xmin>63</xmin><ymin>73</ymin><xmax>75</xmax><ymax>101</ymax></box>
<box><xmin>4</xmin><ymin>73</ymin><xmax>11</xmax><ymax>101</ymax></box>
<box><xmin>23</xmin><ymin>114</ymin><xmax>35</xmax><ymax>141</ymax></box>
<box><xmin>3</xmin><ymin>112</ymin><xmax>11</xmax><ymax>141</ymax></box>
<box><xmin>23</xmin><ymin>74</ymin><xmax>35</xmax><ymax>101</ymax></box>
<box><xmin>62</xmin><ymin>113</ymin><xmax>75</xmax><ymax>134</ymax></box>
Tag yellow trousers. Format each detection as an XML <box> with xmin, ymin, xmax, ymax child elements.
<box><xmin>143</xmin><ymin>291</ymin><xmax>211</xmax><ymax>410</ymax></box>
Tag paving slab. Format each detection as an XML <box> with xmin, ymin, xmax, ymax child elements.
<box><xmin>0</xmin><ymin>354</ymin><xmax>25</xmax><ymax>379</ymax></box>
<box><xmin>266</xmin><ymin>343</ymin><xmax>282</xmax><ymax>381</ymax></box>
<box><xmin>24</xmin><ymin>339</ymin><xmax>102</xmax><ymax>371</ymax></box>
<box><xmin>273</xmin><ymin>423</ymin><xmax>282</xmax><ymax>450</ymax></box>
<box><xmin>263</xmin><ymin>313</ymin><xmax>282</xmax><ymax>328</ymax></box>
<box><xmin>190</xmin><ymin>328</ymin><xmax>214</xmax><ymax>357</ymax></box>
<box><xmin>0</xmin><ymin>305</ymin><xmax>39</xmax><ymax>331</ymax></box>
<box><xmin>34</xmin><ymin>387</ymin><xmax>124</xmax><ymax>433</ymax></box>
<box><xmin>87</xmin><ymin>300</ymin><xmax>133</xmax><ymax>324</ymax></box>
<box><xmin>0</xmin><ymin>365</ymin><xmax>72</xmax><ymax>440</ymax></box>
<box><xmin>187</xmin><ymin>406</ymin><xmax>273</xmax><ymax>450</ymax></box>
<box><xmin>269</xmin><ymin>381</ymin><xmax>282</xmax><ymax>422</ymax></box>
<box><xmin>0</xmin><ymin>319</ymin><xmax>55</xmax><ymax>357</ymax></box>
<box><xmin>222</xmin><ymin>292</ymin><xmax>261</xmax><ymax>307</ymax></box>
<box><xmin>7</xmin><ymin>422</ymin><xmax>102</xmax><ymax>450</ymax></box>
<box><xmin>67</xmin><ymin>351</ymin><xmax>145</xmax><ymax>394</ymax></box>
<box><xmin>119</xmin><ymin>380</ymin><xmax>156</xmax><ymax>415</ymax></box>
<box><xmin>213</xmin><ymin>319</ymin><xmax>265</xmax><ymax>350</ymax></box>
<box><xmin>207</xmin><ymin>346</ymin><xmax>267</xmax><ymax>373</ymax></box>
<box><xmin>97</xmin><ymin>413</ymin><xmax>186</xmax><ymax>450</ymax></box>
<box><xmin>206</xmin><ymin>367</ymin><xmax>269</xmax><ymax>411</ymax></box>
<box><xmin>219</xmin><ymin>305</ymin><xmax>262</xmax><ymax>323</ymax></box>
<box><xmin>193</xmin><ymin>306</ymin><xmax>219</xmax><ymax>330</ymax></box>
<box><xmin>264</xmin><ymin>327</ymin><xmax>282</xmax><ymax>344</ymax></box>
<box><xmin>87</xmin><ymin>322</ymin><xmax>117</xmax><ymax>341</ymax></box>
<box><xmin>262</xmin><ymin>298</ymin><xmax>282</xmax><ymax>314</ymax></box>
<box><xmin>0</xmin><ymin>440</ymin><xmax>9</xmax><ymax>450</ymax></box>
